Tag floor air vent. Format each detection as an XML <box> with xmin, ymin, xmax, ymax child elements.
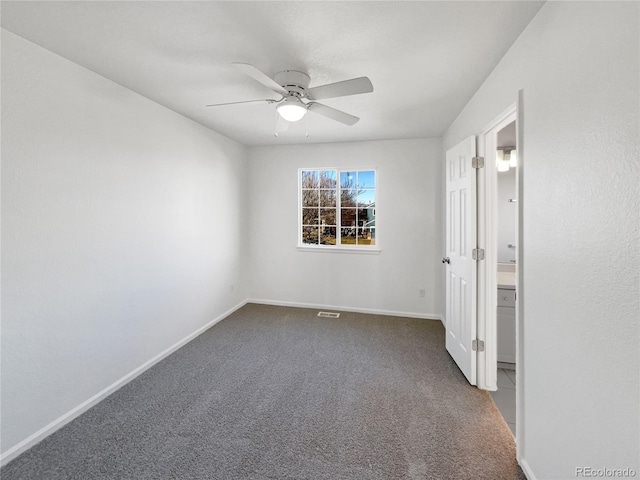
<box><xmin>317</xmin><ymin>311</ymin><xmax>340</xmax><ymax>318</ymax></box>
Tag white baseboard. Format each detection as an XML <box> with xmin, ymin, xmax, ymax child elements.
<box><xmin>498</xmin><ymin>354</ymin><xmax>516</xmax><ymax>363</ymax></box>
<box><xmin>0</xmin><ymin>300</ymin><xmax>248</xmax><ymax>467</ymax></box>
<box><xmin>519</xmin><ymin>458</ymin><xmax>536</xmax><ymax>480</ymax></box>
<box><xmin>248</xmin><ymin>298</ymin><xmax>443</xmax><ymax>322</ymax></box>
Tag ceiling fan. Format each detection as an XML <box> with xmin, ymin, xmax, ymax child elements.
<box><xmin>206</xmin><ymin>63</ymin><xmax>374</xmax><ymax>126</ymax></box>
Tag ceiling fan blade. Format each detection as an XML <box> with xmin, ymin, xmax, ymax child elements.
<box><xmin>205</xmin><ymin>98</ymin><xmax>278</xmax><ymax>107</ymax></box>
<box><xmin>232</xmin><ymin>63</ymin><xmax>288</xmax><ymax>96</ymax></box>
<box><xmin>307</xmin><ymin>102</ymin><xmax>359</xmax><ymax>126</ymax></box>
<box><xmin>306</xmin><ymin>77</ymin><xmax>373</xmax><ymax>100</ymax></box>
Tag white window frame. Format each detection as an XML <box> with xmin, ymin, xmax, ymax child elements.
<box><xmin>297</xmin><ymin>167</ymin><xmax>380</xmax><ymax>254</ymax></box>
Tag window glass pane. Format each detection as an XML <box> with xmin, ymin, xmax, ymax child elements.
<box><xmin>319</xmin><ymin>170</ymin><xmax>337</xmax><ymax>188</ymax></box>
<box><xmin>340</xmin><ymin>188</ymin><xmax>357</xmax><ymax>207</ymax></box>
<box><xmin>357</xmin><ymin>189</ymin><xmax>375</xmax><ymax>207</ymax></box>
<box><xmin>320</xmin><ymin>227</ymin><xmax>337</xmax><ymax>245</ymax></box>
<box><xmin>357</xmin><ymin>170</ymin><xmax>375</xmax><ymax>189</ymax></box>
<box><xmin>357</xmin><ymin>227</ymin><xmax>375</xmax><ymax>246</ymax></box>
<box><xmin>302</xmin><ymin>226</ymin><xmax>319</xmax><ymax>244</ymax></box>
<box><xmin>302</xmin><ymin>208</ymin><xmax>319</xmax><ymax>225</ymax></box>
<box><xmin>319</xmin><ymin>208</ymin><xmax>336</xmax><ymax>226</ymax></box>
<box><xmin>340</xmin><ymin>208</ymin><xmax>357</xmax><ymax>228</ymax></box>
<box><xmin>319</xmin><ymin>189</ymin><xmax>336</xmax><ymax>207</ymax></box>
<box><xmin>358</xmin><ymin>205</ymin><xmax>376</xmax><ymax>228</ymax></box>
<box><xmin>340</xmin><ymin>171</ymin><xmax>357</xmax><ymax>189</ymax></box>
<box><xmin>340</xmin><ymin>227</ymin><xmax>357</xmax><ymax>245</ymax></box>
<box><xmin>302</xmin><ymin>189</ymin><xmax>319</xmax><ymax>207</ymax></box>
<box><xmin>301</xmin><ymin>170</ymin><xmax>318</xmax><ymax>188</ymax></box>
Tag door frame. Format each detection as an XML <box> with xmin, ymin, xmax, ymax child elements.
<box><xmin>515</xmin><ymin>89</ymin><xmax>525</xmax><ymax>457</ymax></box>
<box><xmin>477</xmin><ymin>94</ymin><xmax>525</xmax><ymax>456</ymax></box>
<box><xmin>477</xmin><ymin>105</ymin><xmax>517</xmax><ymax>391</ymax></box>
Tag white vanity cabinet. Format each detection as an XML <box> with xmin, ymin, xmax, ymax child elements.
<box><xmin>497</xmin><ymin>287</ymin><xmax>516</xmax><ymax>364</ymax></box>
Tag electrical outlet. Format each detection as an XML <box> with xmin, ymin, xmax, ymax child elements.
<box><xmin>419</xmin><ymin>289</ymin><xmax>426</xmax><ymax>297</ymax></box>
<box><xmin>230</xmin><ymin>284</ymin><xmax>234</xmax><ymax>293</ymax></box>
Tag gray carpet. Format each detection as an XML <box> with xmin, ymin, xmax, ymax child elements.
<box><xmin>2</xmin><ymin>304</ymin><xmax>525</xmax><ymax>479</ymax></box>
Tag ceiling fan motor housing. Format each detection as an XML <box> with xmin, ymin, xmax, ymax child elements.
<box><xmin>274</xmin><ymin>70</ymin><xmax>310</xmax><ymax>97</ymax></box>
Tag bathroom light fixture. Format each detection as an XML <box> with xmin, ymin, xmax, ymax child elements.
<box><xmin>276</xmin><ymin>95</ymin><xmax>307</xmax><ymax>122</ymax></box>
<box><xmin>496</xmin><ymin>147</ymin><xmax>516</xmax><ymax>172</ymax></box>
<box><xmin>496</xmin><ymin>149</ymin><xmax>510</xmax><ymax>172</ymax></box>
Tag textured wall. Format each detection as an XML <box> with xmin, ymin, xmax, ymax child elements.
<box><xmin>444</xmin><ymin>2</ymin><xmax>639</xmax><ymax>478</ymax></box>
<box><xmin>1</xmin><ymin>30</ymin><xmax>248</xmax><ymax>456</ymax></box>
<box><xmin>247</xmin><ymin>139</ymin><xmax>444</xmax><ymax>319</ymax></box>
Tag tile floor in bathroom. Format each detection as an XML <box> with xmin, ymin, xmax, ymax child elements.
<box><xmin>491</xmin><ymin>367</ymin><xmax>516</xmax><ymax>436</ymax></box>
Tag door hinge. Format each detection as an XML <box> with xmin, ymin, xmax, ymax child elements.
<box><xmin>472</xmin><ymin>248</ymin><xmax>485</xmax><ymax>260</ymax></box>
<box><xmin>472</xmin><ymin>156</ymin><xmax>485</xmax><ymax>168</ymax></box>
<box><xmin>472</xmin><ymin>339</ymin><xmax>485</xmax><ymax>352</ymax></box>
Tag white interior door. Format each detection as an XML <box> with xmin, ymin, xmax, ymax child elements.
<box><xmin>444</xmin><ymin>136</ymin><xmax>477</xmax><ymax>385</ymax></box>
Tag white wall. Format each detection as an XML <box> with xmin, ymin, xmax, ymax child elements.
<box><xmin>247</xmin><ymin>139</ymin><xmax>443</xmax><ymax>319</ymax></box>
<box><xmin>1</xmin><ymin>30</ymin><xmax>248</xmax><ymax>459</ymax></box>
<box><xmin>497</xmin><ymin>167</ymin><xmax>516</xmax><ymax>263</ymax></box>
<box><xmin>444</xmin><ymin>2</ymin><xmax>639</xmax><ymax>479</ymax></box>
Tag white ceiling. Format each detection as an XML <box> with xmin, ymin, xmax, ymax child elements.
<box><xmin>498</xmin><ymin>121</ymin><xmax>517</xmax><ymax>148</ymax></box>
<box><xmin>1</xmin><ymin>1</ymin><xmax>544</xmax><ymax>146</ymax></box>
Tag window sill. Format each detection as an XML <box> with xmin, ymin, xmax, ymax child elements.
<box><xmin>297</xmin><ymin>246</ymin><xmax>381</xmax><ymax>255</ymax></box>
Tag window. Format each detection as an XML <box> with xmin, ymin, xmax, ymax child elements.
<box><xmin>300</xmin><ymin>169</ymin><xmax>376</xmax><ymax>248</ymax></box>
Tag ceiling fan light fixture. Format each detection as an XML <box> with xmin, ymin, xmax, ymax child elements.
<box><xmin>211</xmin><ymin>63</ymin><xmax>372</xmax><ymax>127</ymax></box>
<box><xmin>277</xmin><ymin>95</ymin><xmax>307</xmax><ymax>122</ymax></box>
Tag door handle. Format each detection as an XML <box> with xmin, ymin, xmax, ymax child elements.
<box><xmin>441</xmin><ymin>257</ymin><xmax>450</xmax><ymax>264</ymax></box>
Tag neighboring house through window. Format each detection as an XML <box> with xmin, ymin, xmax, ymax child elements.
<box><xmin>300</xmin><ymin>169</ymin><xmax>376</xmax><ymax>248</ymax></box>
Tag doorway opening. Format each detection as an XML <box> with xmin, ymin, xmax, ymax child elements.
<box><xmin>473</xmin><ymin>103</ymin><xmax>520</xmax><ymax>440</ymax></box>
<box><xmin>489</xmin><ymin>118</ymin><xmax>518</xmax><ymax>436</ymax></box>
